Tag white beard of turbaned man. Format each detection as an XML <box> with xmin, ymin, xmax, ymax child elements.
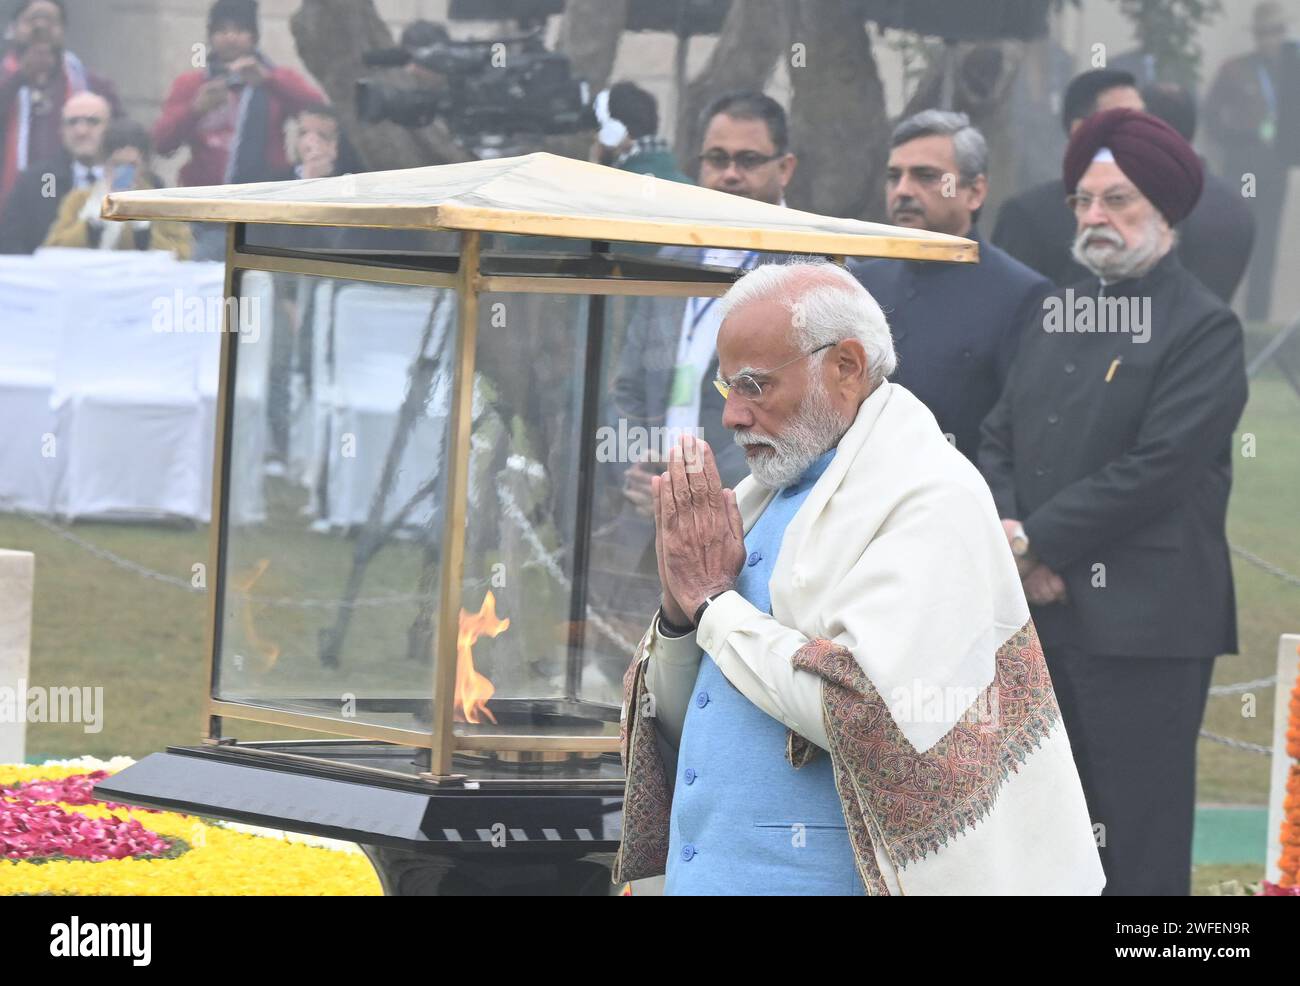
<box><xmin>734</xmin><ymin>364</ymin><xmax>849</xmax><ymax>490</ymax></box>
<box><xmin>1070</xmin><ymin>211</ymin><xmax>1168</xmax><ymax>282</ymax></box>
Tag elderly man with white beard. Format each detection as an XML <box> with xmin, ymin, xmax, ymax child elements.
<box><xmin>979</xmin><ymin>108</ymin><xmax>1248</xmax><ymax>896</ymax></box>
<box><xmin>612</xmin><ymin>260</ymin><xmax>1104</xmax><ymax>896</ymax></box>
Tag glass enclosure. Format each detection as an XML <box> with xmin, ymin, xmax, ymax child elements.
<box><xmin>208</xmin><ymin>231</ymin><xmax>731</xmax><ymax>770</ymax></box>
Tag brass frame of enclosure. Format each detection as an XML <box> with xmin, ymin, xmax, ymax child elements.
<box><xmin>205</xmin><ymin>227</ymin><xmax>784</xmax><ymax>776</ymax></box>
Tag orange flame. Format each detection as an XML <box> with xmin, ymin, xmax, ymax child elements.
<box><xmin>234</xmin><ymin>558</ymin><xmax>280</xmax><ymax>672</ymax></box>
<box><xmin>454</xmin><ymin>590</ymin><xmax>508</xmax><ymax>724</ymax></box>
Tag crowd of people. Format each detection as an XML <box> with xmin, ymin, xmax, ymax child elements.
<box><xmin>0</xmin><ymin>0</ymin><xmax>1293</xmax><ymax>292</ymax></box>
<box><xmin>0</xmin><ymin>0</ymin><xmax>337</xmax><ymax>259</ymax></box>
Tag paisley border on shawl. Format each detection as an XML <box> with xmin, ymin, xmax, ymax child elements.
<box><xmin>790</xmin><ymin>619</ymin><xmax>1060</xmax><ymax>869</ymax></box>
<box><xmin>612</xmin><ymin>644</ymin><xmax>673</xmax><ymax>883</ymax></box>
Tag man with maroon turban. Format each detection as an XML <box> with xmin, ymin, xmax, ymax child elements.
<box><xmin>978</xmin><ymin>108</ymin><xmax>1248</xmax><ymax>895</ymax></box>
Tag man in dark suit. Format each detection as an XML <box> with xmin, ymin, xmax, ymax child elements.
<box><xmin>992</xmin><ymin>69</ymin><xmax>1143</xmax><ymax>287</ymax></box>
<box><xmin>851</xmin><ymin>110</ymin><xmax>1051</xmax><ymax>461</ymax></box>
<box><xmin>0</xmin><ymin>87</ymin><xmax>107</xmax><ymax>253</ymax></box>
<box><xmin>1141</xmin><ymin>82</ymin><xmax>1256</xmax><ymax>306</ymax></box>
<box><xmin>979</xmin><ymin>109</ymin><xmax>1248</xmax><ymax>895</ymax></box>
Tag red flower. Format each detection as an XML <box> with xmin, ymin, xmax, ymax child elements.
<box><xmin>1</xmin><ymin>772</ymin><xmax>175</xmax><ymax>863</ymax></box>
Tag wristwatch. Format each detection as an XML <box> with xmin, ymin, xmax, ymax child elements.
<box><xmin>657</xmin><ymin>605</ymin><xmax>695</xmax><ymax>637</ymax></box>
<box><xmin>692</xmin><ymin>589</ymin><xmax>731</xmax><ymax>628</ymax></box>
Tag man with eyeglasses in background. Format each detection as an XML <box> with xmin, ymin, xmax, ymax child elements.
<box><xmin>611</xmin><ymin>90</ymin><xmax>797</xmax><ymax>496</ymax></box>
<box><xmin>0</xmin><ymin>88</ymin><xmax>107</xmax><ymax>253</ymax></box>
<box><xmin>850</xmin><ymin>110</ymin><xmax>1051</xmax><ymax>462</ymax></box>
<box><xmin>979</xmin><ymin>108</ymin><xmax>1248</xmax><ymax>895</ymax></box>
<box><xmin>592</xmin><ymin>91</ymin><xmax>798</xmax><ymax>650</ymax></box>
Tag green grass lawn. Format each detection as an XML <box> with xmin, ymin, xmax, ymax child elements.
<box><xmin>3</xmin><ymin>320</ymin><xmax>1298</xmax><ymax>877</ymax></box>
<box><xmin>1201</xmin><ymin>323</ymin><xmax>1300</xmax><ymax>807</ymax></box>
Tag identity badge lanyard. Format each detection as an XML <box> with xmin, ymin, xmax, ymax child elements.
<box><xmin>1257</xmin><ymin>63</ymin><xmax>1278</xmax><ymax>144</ymax></box>
<box><xmin>669</xmin><ymin>250</ymin><xmax>759</xmax><ymax>407</ymax></box>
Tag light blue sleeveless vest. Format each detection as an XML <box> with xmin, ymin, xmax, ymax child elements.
<box><xmin>665</xmin><ymin>449</ymin><xmax>862</xmax><ymax>895</ymax></box>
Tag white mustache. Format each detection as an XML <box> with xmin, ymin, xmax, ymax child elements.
<box><xmin>1081</xmin><ymin>229</ymin><xmax>1125</xmax><ymax>248</ymax></box>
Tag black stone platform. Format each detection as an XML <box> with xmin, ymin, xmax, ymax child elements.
<box><xmin>94</xmin><ymin>741</ymin><xmax>626</xmax><ymax>896</ymax></box>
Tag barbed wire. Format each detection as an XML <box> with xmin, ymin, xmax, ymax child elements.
<box><xmin>1230</xmin><ymin>542</ymin><xmax>1300</xmax><ymax>589</ymax></box>
<box><xmin>3</xmin><ymin>497</ymin><xmax>1292</xmax><ymax>664</ymax></box>
<box><xmin>1209</xmin><ymin>675</ymin><xmax>1278</xmax><ymax>696</ymax></box>
<box><xmin>7</xmin><ymin>500</ymin><xmax>199</xmax><ymax>592</ymax></box>
<box><xmin>1198</xmin><ymin>729</ymin><xmax>1273</xmax><ymax>756</ymax></box>
<box><xmin>496</xmin><ymin>477</ymin><xmax>641</xmax><ymax>654</ymax></box>
<box><xmin>0</xmin><ymin>496</ymin><xmax>486</xmax><ymax>609</ymax></box>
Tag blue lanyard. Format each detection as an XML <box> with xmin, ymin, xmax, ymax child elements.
<box><xmin>685</xmin><ymin>250</ymin><xmax>759</xmax><ymax>342</ymax></box>
<box><xmin>1257</xmin><ymin>62</ymin><xmax>1277</xmax><ymax>118</ymax></box>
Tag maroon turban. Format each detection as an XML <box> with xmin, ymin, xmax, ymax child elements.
<box><xmin>1063</xmin><ymin>108</ymin><xmax>1203</xmax><ymax>225</ymax></box>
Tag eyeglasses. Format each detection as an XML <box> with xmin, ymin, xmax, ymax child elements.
<box><xmin>698</xmin><ymin>149</ymin><xmax>783</xmax><ymax>172</ymax></box>
<box><xmin>713</xmin><ymin>342</ymin><xmax>836</xmax><ymax>402</ymax></box>
<box><xmin>63</xmin><ymin>116</ymin><xmax>105</xmax><ymax>127</ymax></box>
<box><xmin>885</xmin><ymin>167</ymin><xmax>948</xmax><ymax>188</ymax></box>
<box><xmin>1066</xmin><ymin>190</ymin><xmax>1141</xmax><ymax>215</ymax></box>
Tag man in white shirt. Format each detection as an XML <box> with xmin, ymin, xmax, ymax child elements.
<box><xmin>594</xmin><ymin>92</ymin><xmax>798</xmax><ymax>627</ymax></box>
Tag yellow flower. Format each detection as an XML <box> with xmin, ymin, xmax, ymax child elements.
<box><xmin>2</xmin><ymin>761</ymin><xmax>382</xmax><ymax>896</ymax></box>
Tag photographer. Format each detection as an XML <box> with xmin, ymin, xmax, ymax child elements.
<box><xmin>43</xmin><ymin>118</ymin><xmax>189</xmax><ymax>257</ymax></box>
<box><xmin>0</xmin><ymin>0</ymin><xmax>121</xmax><ymax>206</ymax></box>
<box><xmin>152</xmin><ymin>0</ymin><xmax>322</xmax><ymax>258</ymax></box>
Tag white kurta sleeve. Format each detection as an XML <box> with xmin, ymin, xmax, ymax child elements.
<box><xmin>644</xmin><ymin>616</ymin><xmax>704</xmax><ymax>750</ymax></box>
<box><xmin>694</xmin><ymin>590</ymin><xmax>829</xmax><ymax>750</ymax></box>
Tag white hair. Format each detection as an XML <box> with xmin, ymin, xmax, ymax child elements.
<box><xmin>714</xmin><ymin>259</ymin><xmax>897</xmax><ymax>385</ymax></box>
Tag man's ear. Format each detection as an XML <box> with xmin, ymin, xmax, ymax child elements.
<box><xmin>835</xmin><ymin>338</ymin><xmax>869</xmax><ymax>392</ymax></box>
<box><xmin>779</xmin><ymin>152</ymin><xmax>797</xmax><ymax>187</ymax></box>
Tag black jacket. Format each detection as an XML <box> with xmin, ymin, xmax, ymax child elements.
<box><xmin>850</xmin><ymin>229</ymin><xmax>1052</xmax><ymax>461</ymax></box>
<box><xmin>0</xmin><ymin>151</ymin><xmax>73</xmax><ymax>254</ymax></box>
<box><xmin>978</xmin><ymin>250</ymin><xmax>1248</xmax><ymax>658</ymax></box>
<box><xmin>1177</xmin><ymin>169</ymin><xmax>1255</xmax><ymax>304</ymax></box>
<box><xmin>991</xmin><ymin>168</ymin><xmax>1256</xmax><ymax>305</ymax></box>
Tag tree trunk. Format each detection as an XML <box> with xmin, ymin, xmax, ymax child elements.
<box><xmin>786</xmin><ymin>0</ymin><xmax>889</xmax><ymax>220</ymax></box>
<box><xmin>901</xmin><ymin>40</ymin><xmax>1026</xmax><ymax>223</ymax></box>
<box><xmin>674</xmin><ymin>0</ymin><xmax>789</xmax><ymax>176</ymax></box>
<box><xmin>289</xmin><ymin>0</ymin><xmax>472</xmax><ymax>172</ymax></box>
<box><xmin>557</xmin><ymin>0</ymin><xmax>630</xmax><ymax>94</ymax></box>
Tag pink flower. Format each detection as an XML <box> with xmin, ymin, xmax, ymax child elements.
<box><xmin>1</xmin><ymin>772</ymin><xmax>176</xmax><ymax>863</ymax></box>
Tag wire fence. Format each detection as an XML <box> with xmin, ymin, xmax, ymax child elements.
<box><xmin>4</xmin><ymin>497</ymin><xmax>1295</xmax><ymax>756</ymax></box>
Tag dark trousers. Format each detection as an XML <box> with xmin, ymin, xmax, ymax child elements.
<box><xmin>1041</xmin><ymin>642</ymin><xmax>1215</xmax><ymax>896</ymax></box>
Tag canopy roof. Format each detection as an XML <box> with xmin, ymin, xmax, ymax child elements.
<box><xmin>103</xmin><ymin>152</ymin><xmax>976</xmax><ymax>263</ymax></box>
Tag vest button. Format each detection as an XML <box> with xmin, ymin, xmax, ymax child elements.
<box><xmin>695</xmin><ymin>691</ymin><xmax>709</xmax><ymax>708</ymax></box>
<box><xmin>681</xmin><ymin>844</ymin><xmax>696</xmax><ymax>861</ymax></box>
<box><xmin>747</xmin><ymin>551</ymin><xmax>762</xmax><ymax>567</ymax></box>
<box><xmin>684</xmin><ymin>767</ymin><xmax>697</xmax><ymax>784</ymax></box>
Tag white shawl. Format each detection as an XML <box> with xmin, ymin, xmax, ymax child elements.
<box><xmin>616</xmin><ymin>382</ymin><xmax>1105</xmax><ymax>895</ymax></box>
